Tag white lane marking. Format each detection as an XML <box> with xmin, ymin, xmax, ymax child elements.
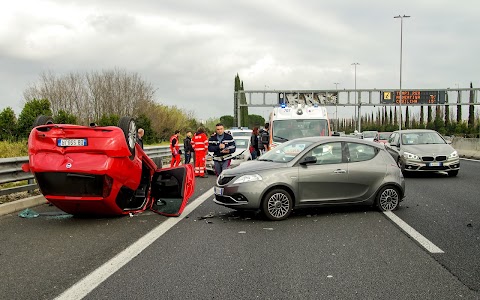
<box><xmin>55</xmin><ymin>188</ymin><xmax>214</xmax><ymax>300</ymax></box>
<box><xmin>383</xmin><ymin>211</ymin><xmax>444</xmax><ymax>254</ymax></box>
<box><xmin>460</xmin><ymin>157</ymin><xmax>480</xmax><ymax>162</ymax></box>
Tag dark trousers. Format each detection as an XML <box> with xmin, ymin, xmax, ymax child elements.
<box><xmin>185</xmin><ymin>152</ymin><xmax>192</xmax><ymax>164</ymax></box>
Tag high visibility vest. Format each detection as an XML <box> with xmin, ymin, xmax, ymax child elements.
<box><xmin>192</xmin><ymin>133</ymin><xmax>208</xmax><ymax>151</ymax></box>
<box><xmin>170</xmin><ymin>135</ymin><xmax>179</xmax><ymax>153</ymax></box>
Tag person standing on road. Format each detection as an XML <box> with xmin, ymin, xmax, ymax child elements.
<box><xmin>170</xmin><ymin>130</ymin><xmax>181</xmax><ymax>167</ymax></box>
<box><xmin>208</xmin><ymin>123</ymin><xmax>236</xmax><ymax>176</ymax></box>
<box><xmin>183</xmin><ymin>131</ymin><xmax>194</xmax><ymax>165</ymax></box>
<box><xmin>137</xmin><ymin>128</ymin><xmax>144</xmax><ymax>149</ymax></box>
<box><xmin>250</xmin><ymin>127</ymin><xmax>260</xmax><ymax>159</ymax></box>
<box><xmin>259</xmin><ymin>122</ymin><xmax>270</xmax><ymax>154</ymax></box>
<box><xmin>191</xmin><ymin>127</ymin><xmax>209</xmax><ymax>177</ymax></box>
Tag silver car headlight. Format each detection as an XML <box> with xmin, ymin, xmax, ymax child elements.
<box><xmin>233</xmin><ymin>174</ymin><xmax>262</xmax><ymax>184</ymax></box>
<box><xmin>403</xmin><ymin>151</ymin><xmax>420</xmax><ymax>160</ymax></box>
<box><xmin>449</xmin><ymin>150</ymin><xmax>458</xmax><ymax>159</ymax></box>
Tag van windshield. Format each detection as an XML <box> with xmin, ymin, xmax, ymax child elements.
<box><xmin>272</xmin><ymin>119</ymin><xmax>329</xmax><ymax>142</ymax></box>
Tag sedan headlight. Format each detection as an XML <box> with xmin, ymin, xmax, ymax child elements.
<box><xmin>449</xmin><ymin>150</ymin><xmax>458</xmax><ymax>159</ymax></box>
<box><xmin>233</xmin><ymin>174</ymin><xmax>262</xmax><ymax>184</ymax></box>
<box><xmin>403</xmin><ymin>151</ymin><xmax>420</xmax><ymax>160</ymax></box>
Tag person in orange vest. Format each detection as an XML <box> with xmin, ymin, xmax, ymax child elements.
<box><xmin>170</xmin><ymin>130</ymin><xmax>181</xmax><ymax>167</ymax></box>
<box><xmin>191</xmin><ymin>127</ymin><xmax>209</xmax><ymax>177</ymax></box>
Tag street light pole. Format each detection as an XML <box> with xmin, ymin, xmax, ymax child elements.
<box><xmin>351</xmin><ymin>63</ymin><xmax>360</xmax><ymax>132</ymax></box>
<box><xmin>334</xmin><ymin>82</ymin><xmax>340</xmax><ymax>132</ymax></box>
<box><xmin>394</xmin><ymin>14</ymin><xmax>410</xmax><ymax>131</ymax></box>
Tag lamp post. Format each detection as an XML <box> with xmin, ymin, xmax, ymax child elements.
<box><xmin>394</xmin><ymin>14</ymin><xmax>410</xmax><ymax>131</ymax></box>
<box><xmin>351</xmin><ymin>63</ymin><xmax>360</xmax><ymax>131</ymax></box>
<box><xmin>334</xmin><ymin>82</ymin><xmax>340</xmax><ymax>132</ymax></box>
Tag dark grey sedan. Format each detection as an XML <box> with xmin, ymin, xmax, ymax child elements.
<box><xmin>213</xmin><ymin>137</ymin><xmax>405</xmax><ymax>221</ymax></box>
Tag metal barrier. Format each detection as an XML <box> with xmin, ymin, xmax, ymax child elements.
<box><xmin>0</xmin><ymin>145</ymin><xmax>182</xmax><ymax>197</ymax></box>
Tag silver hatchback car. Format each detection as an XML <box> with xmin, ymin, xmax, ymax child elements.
<box><xmin>213</xmin><ymin>137</ymin><xmax>405</xmax><ymax>220</ymax></box>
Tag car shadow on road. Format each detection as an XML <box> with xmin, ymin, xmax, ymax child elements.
<box><xmin>196</xmin><ymin>205</ymin><xmax>381</xmax><ymax>223</ymax></box>
<box><xmin>404</xmin><ymin>171</ymin><xmax>457</xmax><ymax>179</ymax></box>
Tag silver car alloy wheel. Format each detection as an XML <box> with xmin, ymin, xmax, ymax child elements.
<box><xmin>379</xmin><ymin>188</ymin><xmax>399</xmax><ymax>211</ymax></box>
<box><xmin>128</xmin><ymin>120</ymin><xmax>136</xmax><ymax>149</ymax></box>
<box><xmin>267</xmin><ymin>192</ymin><xmax>290</xmax><ymax>219</ymax></box>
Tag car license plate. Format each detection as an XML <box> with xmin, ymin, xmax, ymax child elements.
<box><xmin>57</xmin><ymin>139</ymin><xmax>87</xmax><ymax>147</ymax></box>
<box><xmin>428</xmin><ymin>162</ymin><xmax>442</xmax><ymax>167</ymax></box>
<box><xmin>214</xmin><ymin>187</ymin><xmax>224</xmax><ymax>196</ymax></box>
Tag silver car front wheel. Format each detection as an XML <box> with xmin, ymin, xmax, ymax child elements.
<box><xmin>262</xmin><ymin>189</ymin><xmax>293</xmax><ymax>221</ymax></box>
<box><xmin>376</xmin><ymin>186</ymin><xmax>400</xmax><ymax>211</ymax></box>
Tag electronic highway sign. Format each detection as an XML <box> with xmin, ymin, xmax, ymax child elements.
<box><xmin>381</xmin><ymin>90</ymin><xmax>445</xmax><ymax>105</ymax></box>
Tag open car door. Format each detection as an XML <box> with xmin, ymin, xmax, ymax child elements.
<box><xmin>150</xmin><ymin>164</ymin><xmax>195</xmax><ymax>216</ymax></box>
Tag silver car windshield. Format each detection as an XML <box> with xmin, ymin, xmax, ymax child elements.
<box><xmin>363</xmin><ymin>131</ymin><xmax>377</xmax><ymax>138</ymax></box>
<box><xmin>272</xmin><ymin>119</ymin><xmax>329</xmax><ymax>142</ymax></box>
<box><xmin>259</xmin><ymin>140</ymin><xmax>314</xmax><ymax>163</ymax></box>
<box><xmin>401</xmin><ymin>132</ymin><xmax>446</xmax><ymax>145</ymax></box>
<box><xmin>235</xmin><ymin>138</ymin><xmax>249</xmax><ymax>149</ymax></box>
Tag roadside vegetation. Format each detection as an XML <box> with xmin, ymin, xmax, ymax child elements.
<box><xmin>0</xmin><ymin>141</ymin><xmax>28</xmax><ymax>158</ymax></box>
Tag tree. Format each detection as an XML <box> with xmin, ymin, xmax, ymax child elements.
<box><xmin>420</xmin><ymin>106</ymin><xmax>425</xmax><ymax>128</ymax></box>
<box><xmin>24</xmin><ymin>69</ymin><xmax>156</xmax><ymax>125</ymax></box>
<box><xmin>445</xmin><ymin>92</ymin><xmax>450</xmax><ymax>129</ymax></box>
<box><xmin>97</xmin><ymin>114</ymin><xmax>120</xmax><ymax>127</ymax></box>
<box><xmin>0</xmin><ymin>107</ymin><xmax>17</xmax><ymax>141</ymax></box>
<box><xmin>405</xmin><ymin>106</ymin><xmax>410</xmax><ymax>128</ymax></box>
<box><xmin>247</xmin><ymin>114</ymin><xmax>265</xmax><ymax>128</ymax></box>
<box><xmin>17</xmin><ymin>99</ymin><xmax>52</xmax><ymax>139</ymax></box>
<box><xmin>457</xmin><ymin>90</ymin><xmax>462</xmax><ymax>123</ymax></box>
<box><xmin>220</xmin><ymin>115</ymin><xmax>234</xmax><ymax>128</ymax></box>
<box><xmin>468</xmin><ymin>82</ymin><xmax>475</xmax><ymax>131</ymax></box>
<box><xmin>135</xmin><ymin>114</ymin><xmax>156</xmax><ymax>144</ymax></box>
<box><xmin>55</xmin><ymin>110</ymin><xmax>78</xmax><ymax>125</ymax></box>
<box><xmin>240</xmin><ymin>80</ymin><xmax>249</xmax><ymax>127</ymax></box>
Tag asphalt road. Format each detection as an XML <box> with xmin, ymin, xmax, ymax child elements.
<box><xmin>0</xmin><ymin>161</ymin><xmax>479</xmax><ymax>299</ymax></box>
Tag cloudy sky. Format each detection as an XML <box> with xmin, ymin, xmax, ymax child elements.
<box><xmin>1</xmin><ymin>0</ymin><xmax>479</xmax><ymax>122</ymax></box>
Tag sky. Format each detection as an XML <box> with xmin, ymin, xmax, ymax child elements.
<box><xmin>1</xmin><ymin>0</ymin><xmax>479</xmax><ymax>123</ymax></box>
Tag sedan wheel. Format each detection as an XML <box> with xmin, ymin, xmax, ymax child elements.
<box><xmin>376</xmin><ymin>186</ymin><xmax>400</xmax><ymax>211</ymax></box>
<box><xmin>262</xmin><ymin>189</ymin><xmax>293</xmax><ymax>221</ymax></box>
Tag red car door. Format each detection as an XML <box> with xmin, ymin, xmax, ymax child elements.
<box><xmin>149</xmin><ymin>164</ymin><xmax>195</xmax><ymax>216</ymax></box>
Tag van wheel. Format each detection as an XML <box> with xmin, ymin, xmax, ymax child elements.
<box><xmin>118</xmin><ymin>116</ymin><xmax>136</xmax><ymax>159</ymax></box>
<box><xmin>33</xmin><ymin>115</ymin><xmax>54</xmax><ymax>127</ymax></box>
<box><xmin>262</xmin><ymin>188</ymin><xmax>293</xmax><ymax>221</ymax></box>
<box><xmin>376</xmin><ymin>186</ymin><xmax>400</xmax><ymax>211</ymax></box>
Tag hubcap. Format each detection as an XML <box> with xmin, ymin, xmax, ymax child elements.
<box><xmin>128</xmin><ymin>120</ymin><xmax>136</xmax><ymax>149</ymax></box>
<box><xmin>267</xmin><ymin>192</ymin><xmax>290</xmax><ymax>219</ymax></box>
<box><xmin>379</xmin><ymin>188</ymin><xmax>399</xmax><ymax>211</ymax></box>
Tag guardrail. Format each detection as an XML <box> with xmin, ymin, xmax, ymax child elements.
<box><xmin>0</xmin><ymin>145</ymin><xmax>182</xmax><ymax>197</ymax></box>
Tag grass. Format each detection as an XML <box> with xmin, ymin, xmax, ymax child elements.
<box><xmin>0</xmin><ymin>141</ymin><xmax>28</xmax><ymax>158</ymax></box>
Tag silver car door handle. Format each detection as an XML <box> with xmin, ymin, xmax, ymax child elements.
<box><xmin>333</xmin><ymin>169</ymin><xmax>346</xmax><ymax>174</ymax></box>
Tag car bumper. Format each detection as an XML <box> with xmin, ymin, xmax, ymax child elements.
<box><xmin>403</xmin><ymin>158</ymin><xmax>460</xmax><ymax>172</ymax></box>
<box><xmin>213</xmin><ymin>181</ymin><xmax>266</xmax><ymax>210</ymax></box>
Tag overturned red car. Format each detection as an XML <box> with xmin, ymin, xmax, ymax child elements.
<box><xmin>22</xmin><ymin>116</ymin><xmax>195</xmax><ymax>216</ymax></box>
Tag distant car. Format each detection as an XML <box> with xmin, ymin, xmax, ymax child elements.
<box><xmin>227</xmin><ymin>127</ymin><xmax>252</xmax><ymax>137</ymax></box>
<box><xmin>385</xmin><ymin>129</ymin><xmax>460</xmax><ymax>177</ymax></box>
<box><xmin>213</xmin><ymin>137</ymin><xmax>405</xmax><ymax>220</ymax></box>
<box><xmin>22</xmin><ymin>115</ymin><xmax>195</xmax><ymax>216</ymax></box>
<box><xmin>374</xmin><ymin>132</ymin><xmax>393</xmax><ymax>144</ymax></box>
<box><xmin>361</xmin><ymin>131</ymin><xmax>378</xmax><ymax>142</ymax></box>
<box><xmin>206</xmin><ymin>135</ymin><xmax>251</xmax><ymax>174</ymax></box>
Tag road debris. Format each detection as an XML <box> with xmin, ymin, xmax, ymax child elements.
<box><xmin>18</xmin><ymin>208</ymin><xmax>39</xmax><ymax>218</ymax></box>
<box><xmin>199</xmin><ymin>212</ymin><xmax>215</xmax><ymax>220</ymax></box>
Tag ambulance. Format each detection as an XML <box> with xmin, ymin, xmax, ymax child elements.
<box><xmin>268</xmin><ymin>101</ymin><xmax>331</xmax><ymax>149</ymax></box>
